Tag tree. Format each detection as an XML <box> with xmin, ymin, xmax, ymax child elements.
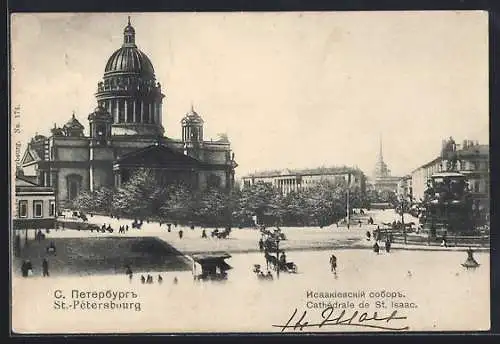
<box><xmin>237</xmin><ymin>182</ymin><xmax>281</xmax><ymax>226</ymax></box>
<box><xmin>72</xmin><ymin>190</ymin><xmax>94</xmax><ymax>213</ymax></box>
<box><xmin>111</xmin><ymin>168</ymin><xmax>169</xmax><ymax>219</ymax></box>
<box><xmin>160</xmin><ymin>183</ymin><xmax>194</xmax><ymax>223</ymax></box>
<box><xmin>195</xmin><ymin>187</ymin><xmax>229</xmax><ymax>226</ymax></box>
<box><xmin>93</xmin><ymin>187</ymin><xmax>114</xmax><ymax>214</ymax></box>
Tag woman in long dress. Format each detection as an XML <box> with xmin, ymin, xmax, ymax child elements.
<box><xmin>462</xmin><ymin>247</ymin><xmax>480</xmax><ymax>268</ymax></box>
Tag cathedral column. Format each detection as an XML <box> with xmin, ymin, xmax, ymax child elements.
<box><xmin>107</xmin><ymin>101</ymin><xmax>112</xmax><ymax>120</ymax></box>
<box><xmin>151</xmin><ymin>102</ymin><xmax>156</xmax><ymax>124</ymax></box>
<box><xmin>133</xmin><ymin>100</ymin><xmax>137</xmax><ymax>123</ymax></box>
<box><xmin>114</xmin><ymin>99</ymin><xmax>119</xmax><ymax>123</ymax></box>
<box><xmin>157</xmin><ymin>103</ymin><xmax>162</xmax><ymax>124</ymax></box>
<box><xmin>149</xmin><ymin>103</ymin><xmax>153</xmax><ymax>123</ymax></box>
<box><xmin>124</xmin><ymin>99</ymin><xmax>129</xmax><ymax>123</ymax></box>
<box><xmin>140</xmin><ymin>100</ymin><xmax>144</xmax><ymax>123</ymax></box>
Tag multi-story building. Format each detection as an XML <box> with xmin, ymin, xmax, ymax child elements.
<box><xmin>241</xmin><ymin>166</ymin><xmax>366</xmax><ymax>196</ymax></box>
<box><xmin>19</xmin><ymin>18</ymin><xmax>237</xmax><ymax>208</ymax></box>
<box><xmin>13</xmin><ymin>171</ymin><xmax>56</xmax><ymax>230</ymax></box>
<box><xmin>411</xmin><ymin>138</ymin><xmax>489</xmax><ymax>212</ymax></box>
<box><xmin>397</xmin><ymin>175</ymin><xmax>412</xmax><ymax>200</ymax></box>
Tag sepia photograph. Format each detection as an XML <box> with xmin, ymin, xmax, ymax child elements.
<box><xmin>10</xmin><ymin>11</ymin><xmax>490</xmax><ymax>333</ymax></box>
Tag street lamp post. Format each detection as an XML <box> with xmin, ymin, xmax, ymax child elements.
<box><xmin>401</xmin><ymin>197</ymin><xmax>407</xmax><ymax>245</ymax></box>
<box><xmin>276</xmin><ymin>237</ymin><xmax>280</xmax><ymax>279</ymax></box>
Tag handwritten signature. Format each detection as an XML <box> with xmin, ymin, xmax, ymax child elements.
<box><xmin>272</xmin><ymin>307</ymin><xmax>409</xmax><ymax>332</ymax></box>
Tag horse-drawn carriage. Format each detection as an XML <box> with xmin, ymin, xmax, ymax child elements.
<box><xmin>192</xmin><ymin>253</ymin><xmax>232</xmax><ymax>281</ymax></box>
<box><xmin>132</xmin><ymin>219</ymin><xmax>143</xmax><ymax>229</ymax></box>
<box><xmin>212</xmin><ymin>227</ymin><xmax>231</xmax><ymax>239</ymax></box>
<box><xmin>264</xmin><ymin>251</ymin><xmax>298</xmax><ymax>273</ymax></box>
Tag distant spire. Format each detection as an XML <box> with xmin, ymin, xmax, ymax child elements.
<box><xmin>378</xmin><ymin>134</ymin><xmax>383</xmax><ymax>162</ymax></box>
<box><xmin>128</xmin><ymin>15</ymin><xmax>131</xmax><ymax>25</ymax></box>
<box><xmin>72</xmin><ymin>111</ymin><xmax>76</xmax><ymax>119</ymax></box>
<box><xmin>191</xmin><ymin>102</ymin><xmax>194</xmax><ymax>112</ymax></box>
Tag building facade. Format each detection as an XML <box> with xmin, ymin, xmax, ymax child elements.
<box><xmin>411</xmin><ymin>138</ymin><xmax>489</xmax><ymax>211</ymax></box>
<box><xmin>19</xmin><ymin>18</ymin><xmax>237</xmax><ymax>208</ymax></box>
<box><xmin>13</xmin><ymin>172</ymin><xmax>56</xmax><ymax>230</ymax></box>
<box><xmin>397</xmin><ymin>175</ymin><xmax>412</xmax><ymax>200</ymax></box>
<box><xmin>242</xmin><ymin>167</ymin><xmax>366</xmax><ymax>196</ymax></box>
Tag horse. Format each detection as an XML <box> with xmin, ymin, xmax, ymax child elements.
<box><xmin>265</xmin><ymin>252</ymin><xmax>278</xmax><ymax>270</ymax></box>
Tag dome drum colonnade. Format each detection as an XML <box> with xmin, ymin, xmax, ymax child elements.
<box><xmin>94</xmin><ymin>17</ymin><xmax>165</xmax><ymax>136</ymax></box>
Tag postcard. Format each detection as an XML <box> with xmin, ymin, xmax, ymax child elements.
<box><xmin>10</xmin><ymin>11</ymin><xmax>490</xmax><ymax>333</ymax></box>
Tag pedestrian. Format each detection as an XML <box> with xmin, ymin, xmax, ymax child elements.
<box><xmin>441</xmin><ymin>232</ymin><xmax>448</xmax><ymax>248</ymax></box>
<box><xmin>126</xmin><ymin>265</ymin><xmax>133</xmax><ymax>276</ymax></box>
<box><xmin>126</xmin><ymin>225</ymin><xmax>129</xmax><ymax>232</ymax></box>
<box><xmin>366</xmin><ymin>231</ymin><xmax>371</xmax><ymax>241</ymax></box>
<box><xmin>26</xmin><ymin>260</ymin><xmax>33</xmax><ymax>276</ymax></box>
<box><xmin>373</xmin><ymin>242</ymin><xmax>380</xmax><ymax>254</ymax></box>
<box><xmin>42</xmin><ymin>258</ymin><xmax>49</xmax><ymax>277</ymax></box>
<box><xmin>441</xmin><ymin>237</ymin><xmax>448</xmax><ymax>248</ymax></box>
<box><xmin>179</xmin><ymin>230</ymin><xmax>183</xmax><ymax>239</ymax></box>
<box><xmin>147</xmin><ymin>274</ymin><xmax>153</xmax><ymax>284</ymax></box>
<box><xmin>167</xmin><ymin>223</ymin><xmax>172</xmax><ymax>232</ymax></box>
<box><xmin>202</xmin><ymin>229</ymin><xmax>207</xmax><ymax>239</ymax></box>
<box><xmin>385</xmin><ymin>239</ymin><xmax>391</xmax><ymax>253</ymax></box>
<box><xmin>21</xmin><ymin>260</ymin><xmax>28</xmax><ymax>277</ymax></box>
<box><xmin>329</xmin><ymin>254</ymin><xmax>337</xmax><ymax>273</ymax></box>
<box><xmin>173</xmin><ymin>276</ymin><xmax>178</xmax><ymax>284</ymax></box>
<box><xmin>158</xmin><ymin>274</ymin><xmax>163</xmax><ymax>284</ymax></box>
<box><xmin>141</xmin><ymin>275</ymin><xmax>145</xmax><ymax>284</ymax></box>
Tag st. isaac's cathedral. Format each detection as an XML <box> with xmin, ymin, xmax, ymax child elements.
<box><xmin>19</xmin><ymin>18</ymin><xmax>238</xmax><ymax>208</ymax></box>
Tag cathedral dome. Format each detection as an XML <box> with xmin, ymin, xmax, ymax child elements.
<box><xmin>181</xmin><ymin>105</ymin><xmax>204</xmax><ymax>125</ymax></box>
<box><xmin>64</xmin><ymin>113</ymin><xmax>84</xmax><ymax>129</ymax></box>
<box><xmin>103</xmin><ymin>17</ymin><xmax>155</xmax><ymax>77</ymax></box>
<box><xmin>104</xmin><ymin>47</ymin><xmax>155</xmax><ymax>76</ymax></box>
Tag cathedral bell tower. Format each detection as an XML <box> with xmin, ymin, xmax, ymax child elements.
<box><xmin>181</xmin><ymin>105</ymin><xmax>204</xmax><ymax>158</ymax></box>
<box><xmin>88</xmin><ymin>105</ymin><xmax>112</xmax><ymax>145</ymax></box>
<box><xmin>88</xmin><ymin>105</ymin><xmax>114</xmax><ymax>192</ymax></box>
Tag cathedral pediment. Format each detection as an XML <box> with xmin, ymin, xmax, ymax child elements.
<box><xmin>20</xmin><ymin>146</ymin><xmax>41</xmax><ymax>165</ymax></box>
<box><xmin>113</xmin><ymin>143</ymin><xmax>200</xmax><ymax>169</ymax></box>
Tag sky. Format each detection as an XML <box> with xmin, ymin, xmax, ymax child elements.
<box><xmin>10</xmin><ymin>11</ymin><xmax>489</xmax><ymax>179</ymax></box>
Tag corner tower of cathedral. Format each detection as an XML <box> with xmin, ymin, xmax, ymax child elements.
<box><xmin>95</xmin><ymin>17</ymin><xmax>165</xmax><ymax>137</ymax></box>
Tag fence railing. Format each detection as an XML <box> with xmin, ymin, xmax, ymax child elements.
<box><xmin>377</xmin><ymin>230</ymin><xmax>489</xmax><ymax>247</ymax></box>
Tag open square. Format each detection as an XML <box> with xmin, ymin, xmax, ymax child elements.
<box><xmin>13</xmin><ymin>236</ymin><xmax>191</xmax><ymax>276</ymax></box>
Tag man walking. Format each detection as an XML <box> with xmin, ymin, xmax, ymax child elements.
<box><xmin>42</xmin><ymin>258</ymin><xmax>49</xmax><ymax>277</ymax></box>
<box><xmin>329</xmin><ymin>254</ymin><xmax>337</xmax><ymax>273</ymax></box>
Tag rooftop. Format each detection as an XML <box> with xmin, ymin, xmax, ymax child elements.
<box><xmin>244</xmin><ymin>166</ymin><xmax>363</xmax><ymax>178</ymax></box>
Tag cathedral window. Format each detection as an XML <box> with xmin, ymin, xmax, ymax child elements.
<box><xmin>33</xmin><ymin>200</ymin><xmax>43</xmax><ymax>218</ymax></box>
<box><xmin>18</xmin><ymin>200</ymin><xmax>28</xmax><ymax>218</ymax></box>
<box><xmin>49</xmin><ymin>200</ymin><xmax>56</xmax><ymax>217</ymax></box>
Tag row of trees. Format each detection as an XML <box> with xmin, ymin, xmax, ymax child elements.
<box><xmin>72</xmin><ymin>168</ymin><xmax>370</xmax><ymax>227</ymax></box>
